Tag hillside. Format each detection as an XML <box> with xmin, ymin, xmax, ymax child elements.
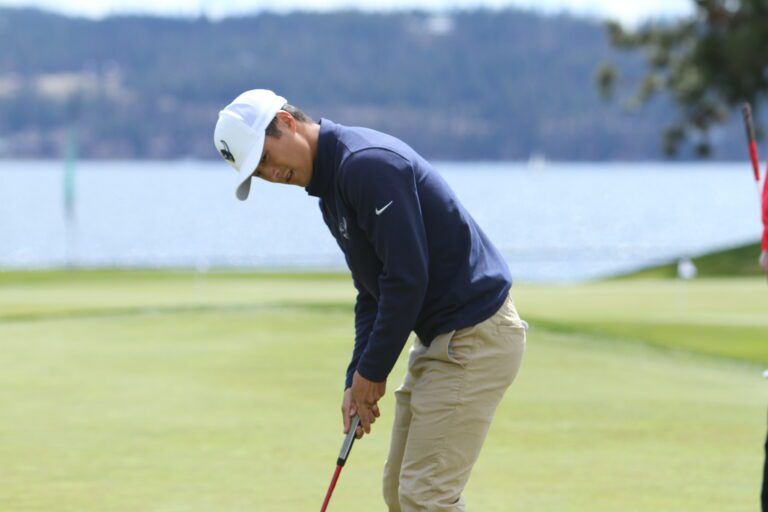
<box><xmin>0</xmin><ymin>8</ymin><xmax>748</xmax><ymax>161</ymax></box>
<box><xmin>620</xmin><ymin>242</ymin><xmax>765</xmax><ymax>279</ymax></box>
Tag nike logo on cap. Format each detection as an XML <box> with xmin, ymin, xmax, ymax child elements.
<box><xmin>219</xmin><ymin>140</ymin><xmax>235</xmax><ymax>163</ymax></box>
<box><xmin>375</xmin><ymin>201</ymin><xmax>394</xmax><ymax>215</ymax></box>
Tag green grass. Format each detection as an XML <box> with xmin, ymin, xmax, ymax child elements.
<box><xmin>518</xmin><ymin>278</ymin><xmax>768</xmax><ymax>364</ymax></box>
<box><xmin>0</xmin><ymin>271</ymin><xmax>766</xmax><ymax>511</ymax></box>
<box><xmin>621</xmin><ymin>241</ymin><xmax>764</xmax><ymax>278</ymax></box>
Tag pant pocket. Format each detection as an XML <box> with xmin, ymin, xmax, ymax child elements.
<box><xmin>422</xmin><ymin>330</ymin><xmax>457</xmax><ymax>366</ymax></box>
<box><xmin>447</xmin><ymin>325</ymin><xmax>482</xmax><ymax>367</ymax></box>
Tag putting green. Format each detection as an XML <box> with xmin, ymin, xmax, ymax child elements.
<box><xmin>518</xmin><ymin>278</ymin><xmax>768</xmax><ymax>364</ymax></box>
<box><xmin>0</xmin><ymin>272</ymin><xmax>764</xmax><ymax>510</ymax></box>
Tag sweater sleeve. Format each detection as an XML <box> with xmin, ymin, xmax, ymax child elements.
<box><xmin>318</xmin><ymin>199</ymin><xmax>380</xmax><ymax>388</ymax></box>
<box><xmin>345</xmin><ymin>276</ymin><xmax>378</xmax><ymax>389</ymax></box>
<box><xmin>339</xmin><ymin>149</ymin><xmax>429</xmax><ymax>383</ymax></box>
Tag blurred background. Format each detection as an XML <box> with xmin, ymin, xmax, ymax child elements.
<box><xmin>1</xmin><ymin>0</ymin><xmax>764</xmax><ymax>282</ymax></box>
<box><xmin>1</xmin><ymin>2</ymin><xmax>767</xmax><ymax>511</ymax></box>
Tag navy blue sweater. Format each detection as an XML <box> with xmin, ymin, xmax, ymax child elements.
<box><xmin>306</xmin><ymin>119</ymin><xmax>512</xmax><ymax>388</ymax></box>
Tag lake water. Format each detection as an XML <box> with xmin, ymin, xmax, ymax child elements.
<box><xmin>0</xmin><ymin>160</ymin><xmax>763</xmax><ymax>282</ymax></box>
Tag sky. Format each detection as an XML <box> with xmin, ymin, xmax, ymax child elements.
<box><xmin>0</xmin><ymin>0</ymin><xmax>694</xmax><ymax>25</ymax></box>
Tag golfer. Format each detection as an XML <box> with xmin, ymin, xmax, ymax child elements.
<box><xmin>213</xmin><ymin>89</ymin><xmax>526</xmax><ymax>511</ymax></box>
<box><xmin>761</xmin><ymin>191</ymin><xmax>768</xmax><ymax>274</ymax></box>
<box><xmin>761</xmin><ymin>170</ymin><xmax>767</xmax><ymax>512</ymax></box>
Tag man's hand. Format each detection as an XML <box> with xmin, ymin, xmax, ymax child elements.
<box><xmin>346</xmin><ymin>371</ymin><xmax>385</xmax><ymax>436</ymax></box>
<box><xmin>760</xmin><ymin>251</ymin><xmax>768</xmax><ymax>274</ymax></box>
<box><xmin>341</xmin><ymin>388</ymin><xmax>365</xmax><ymax>439</ymax></box>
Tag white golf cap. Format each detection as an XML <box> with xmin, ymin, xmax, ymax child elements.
<box><xmin>213</xmin><ymin>89</ymin><xmax>287</xmax><ymax>200</ymax></box>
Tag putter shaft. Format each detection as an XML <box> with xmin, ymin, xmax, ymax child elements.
<box><xmin>320</xmin><ymin>415</ymin><xmax>360</xmax><ymax>512</ymax></box>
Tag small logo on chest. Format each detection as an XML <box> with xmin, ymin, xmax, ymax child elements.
<box><xmin>375</xmin><ymin>200</ymin><xmax>393</xmax><ymax>215</ymax></box>
<box><xmin>339</xmin><ymin>217</ymin><xmax>350</xmax><ymax>240</ymax></box>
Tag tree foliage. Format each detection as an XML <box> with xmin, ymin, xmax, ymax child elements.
<box><xmin>598</xmin><ymin>0</ymin><xmax>768</xmax><ymax>156</ymax></box>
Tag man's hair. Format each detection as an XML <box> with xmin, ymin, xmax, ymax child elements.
<box><xmin>265</xmin><ymin>104</ymin><xmax>313</xmax><ymax>138</ymax></box>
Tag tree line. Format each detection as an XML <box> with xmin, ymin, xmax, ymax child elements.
<box><xmin>0</xmin><ymin>7</ymin><xmax>751</xmax><ymax>161</ymax></box>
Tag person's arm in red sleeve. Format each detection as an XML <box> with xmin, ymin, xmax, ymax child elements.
<box><xmin>761</xmin><ymin>175</ymin><xmax>768</xmax><ymax>273</ymax></box>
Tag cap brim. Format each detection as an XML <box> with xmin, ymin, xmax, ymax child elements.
<box><xmin>236</xmin><ymin>177</ymin><xmax>252</xmax><ymax>201</ymax></box>
<box><xmin>234</xmin><ymin>134</ymin><xmax>266</xmax><ymax>201</ymax></box>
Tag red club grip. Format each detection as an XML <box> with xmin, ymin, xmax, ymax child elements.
<box><xmin>749</xmin><ymin>142</ymin><xmax>761</xmax><ymax>182</ymax></box>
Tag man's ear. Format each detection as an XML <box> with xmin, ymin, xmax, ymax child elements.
<box><xmin>275</xmin><ymin>110</ymin><xmax>297</xmax><ymax>133</ymax></box>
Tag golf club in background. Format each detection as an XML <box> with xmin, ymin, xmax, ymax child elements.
<box><xmin>742</xmin><ymin>102</ymin><xmax>763</xmax><ymax>204</ymax></box>
<box><xmin>320</xmin><ymin>415</ymin><xmax>360</xmax><ymax>512</ymax></box>
<box><xmin>742</xmin><ymin>102</ymin><xmax>768</xmax><ymax>284</ymax></box>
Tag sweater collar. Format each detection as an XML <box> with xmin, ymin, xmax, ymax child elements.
<box><xmin>305</xmin><ymin>118</ymin><xmax>339</xmax><ymax>198</ymax></box>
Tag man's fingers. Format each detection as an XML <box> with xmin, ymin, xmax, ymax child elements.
<box><xmin>341</xmin><ymin>391</ymin><xmax>357</xmax><ymax>434</ymax></box>
<box><xmin>372</xmin><ymin>404</ymin><xmax>380</xmax><ymax>418</ymax></box>
<box><xmin>344</xmin><ymin>407</ymin><xmax>359</xmax><ymax>434</ymax></box>
<box><xmin>358</xmin><ymin>409</ymin><xmax>370</xmax><ymax>433</ymax></box>
<box><xmin>355</xmin><ymin>425</ymin><xmax>364</xmax><ymax>439</ymax></box>
<box><xmin>358</xmin><ymin>406</ymin><xmax>376</xmax><ymax>434</ymax></box>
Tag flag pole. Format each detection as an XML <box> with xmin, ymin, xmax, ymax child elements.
<box><xmin>63</xmin><ymin>127</ymin><xmax>78</xmax><ymax>268</ymax></box>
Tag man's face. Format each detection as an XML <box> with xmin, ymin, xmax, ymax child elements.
<box><xmin>251</xmin><ymin>112</ymin><xmax>313</xmax><ymax>187</ymax></box>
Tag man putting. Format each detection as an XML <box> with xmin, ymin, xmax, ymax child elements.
<box><xmin>760</xmin><ymin>152</ymin><xmax>767</xmax><ymax>512</ymax></box>
<box><xmin>213</xmin><ymin>89</ymin><xmax>526</xmax><ymax>511</ymax></box>
<box><xmin>761</xmin><ymin>180</ymin><xmax>768</xmax><ymax>275</ymax></box>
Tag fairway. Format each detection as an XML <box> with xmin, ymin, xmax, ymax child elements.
<box><xmin>0</xmin><ymin>272</ymin><xmax>765</xmax><ymax>511</ymax></box>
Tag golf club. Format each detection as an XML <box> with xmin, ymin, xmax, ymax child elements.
<box><xmin>742</xmin><ymin>102</ymin><xmax>761</xmax><ymax>184</ymax></box>
<box><xmin>320</xmin><ymin>415</ymin><xmax>360</xmax><ymax>512</ymax></box>
<box><xmin>741</xmin><ymin>103</ymin><xmax>763</xmax><ymax>207</ymax></box>
<box><xmin>742</xmin><ymin>102</ymin><xmax>768</xmax><ymax>284</ymax></box>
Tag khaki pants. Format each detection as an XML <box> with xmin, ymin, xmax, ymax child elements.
<box><xmin>383</xmin><ymin>292</ymin><xmax>526</xmax><ymax>511</ymax></box>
